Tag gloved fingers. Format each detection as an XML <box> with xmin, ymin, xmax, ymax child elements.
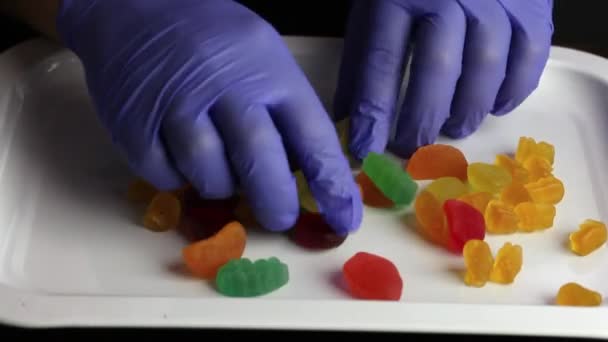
<box><xmin>272</xmin><ymin>89</ymin><xmax>363</xmax><ymax>236</ymax></box>
<box><xmin>440</xmin><ymin>0</ymin><xmax>511</xmax><ymax>138</ymax></box>
<box><xmin>211</xmin><ymin>95</ymin><xmax>299</xmax><ymax>232</ymax></box>
<box><xmin>162</xmin><ymin>104</ymin><xmax>235</xmax><ymax>199</ymax></box>
<box><xmin>492</xmin><ymin>0</ymin><xmax>554</xmax><ymax>115</ymax></box>
<box><xmin>390</xmin><ymin>1</ymin><xmax>466</xmax><ymax>158</ymax></box>
<box><xmin>334</xmin><ymin>0</ymin><xmax>414</xmax><ymax>160</ymax></box>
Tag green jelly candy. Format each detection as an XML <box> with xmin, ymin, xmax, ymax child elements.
<box><xmin>362</xmin><ymin>152</ymin><xmax>418</xmax><ymax>206</ymax></box>
<box><xmin>216</xmin><ymin>257</ymin><xmax>289</xmax><ymax>297</ymax></box>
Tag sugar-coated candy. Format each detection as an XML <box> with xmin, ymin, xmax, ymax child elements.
<box><xmin>523</xmin><ymin>156</ymin><xmax>553</xmax><ymax>182</ymax></box>
<box><xmin>495</xmin><ymin>154</ymin><xmax>529</xmax><ymax>184</ymax></box>
<box><xmin>500</xmin><ymin>182</ymin><xmax>531</xmax><ymax>207</ymax></box>
<box><xmin>514</xmin><ymin>202</ymin><xmax>556</xmax><ymax>232</ymax></box>
<box><xmin>406</xmin><ymin>144</ymin><xmax>468</xmax><ymax>181</ymax></box>
<box><xmin>426</xmin><ymin>177</ymin><xmax>469</xmax><ymax>204</ymax></box>
<box><xmin>288</xmin><ymin>212</ymin><xmax>347</xmax><ymax>249</ymax></box>
<box><xmin>356</xmin><ymin>172</ymin><xmax>394</xmax><ymax>208</ymax></box>
<box><xmin>489</xmin><ymin>242</ymin><xmax>523</xmax><ymax>284</ymax></box>
<box><xmin>415</xmin><ymin>190</ymin><xmax>448</xmax><ymax>246</ymax></box>
<box><xmin>556</xmin><ymin>283</ymin><xmax>602</xmax><ymax>306</ymax></box>
<box><xmin>443</xmin><ymin>199</ymin><xmax>486</xmax><ymax>254</ymax></box>
<box><xmin>515</xmin><ymin>137</ymin><xmax>555</xmax><ymax>165</ymax></box>
<box><xmin>569</xmin><ymin>219</ymin><xmax>607</xmax><ymax>256</ymax></box>
<box><xmin>485</xmin><ymin>200</ymin><xmax>519</xmax><ymax>234</ymax></box>
<box><xmin>142</xmin><ymin>192</ymin><xmax>182</xmax><ymax>232</ymax></box>
<box><xmin>362</xmin><ymin>152</ymin><xmax>418</xmax><ymax>206</ymax></box>
<box><xmin>524</xmin><ymin>176</ymin><xmax>564</xmax><ymax>205</ymax></box>
<box><xmin>343</xmin><ymin>252</ymin><xmax>403</xmax><ymax>301</ymax></box>
<box><xmin>215</xmin><ymin>257</ymin><xmax>289</xmax><ymax>297</ymax></box>
<box><xmin>457</xmin><ymin>192</ymin><xmax>493</xmax><ymax>215</ymax></box>
<box><xmin>463</xmin><ymin>240</ymin><xmax>493</xmax><ymax>287</ymax></box>
<box><xmin>295</xmin><ymin>171</ymin><xmax>318</xmax><ymax>213</ymax></box>
<box><xmin>182</xmin><ymin>221</ymin><xmax>247</xmax><ymax>279</ymax></box>
<box><xmin>467</xmin><ymin>162</ymin><xmax>512</xmax><ymax>194</ymax></box>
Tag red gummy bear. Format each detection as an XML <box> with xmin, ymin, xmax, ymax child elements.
<box><xmin>443</xmin><ymin>199</ymin><xmax>486</xmax><ymax>254</ymax></box>
<box><xmin>288</xmin><ymin>212</ymin><xmax>347</xmax><ymax>250</ymax></box>
<box><xmin>343</xmin><ymin>252</ymin><xmax>403</xmax><ymax>301</ymax></box>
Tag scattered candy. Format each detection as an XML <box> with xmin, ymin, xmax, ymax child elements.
<box><xmin>569</xmin><ymin>219</ymin><xmax>607</xmax><ymax>256</ymax></box>
<box><xmin>495</xmin><ymin>154</ymin><xmax>529</xmax><ymax>184</ymax></box>
<box><xmin>489</xmin><ymin>242</ymin><xmax>523</xmax><ymax>284</ymax></box>
<box><xmin>467</xmin><ymin>162</ymin><xmax>512</xmax><ymax>194</ymax></box>
<box><xmin>406</xmin><ymin>144</ymin><xmax>468</xmax><ymax>181</ymax></box>
<box><xmin>426</xmin><ymin>177</ymin><xmax>469</xmax><ymax>204</ymax></box>
<box><xmin>556</xmin><ymin>282</ymin><xmax>602</xmax><ymax>306</ymax></box>
<box><xmin>463</xmin><ymin>240</ymin><xmax>493</xmax><ymax>287</ymax></box>
<box><xmin>415</xmin><ymin>190</ymin><xmax>448</xmax><ymax>247</ymax></box>
<box><xmin>362</xmin><ymin>152</ymin><xmax>418</xmax><ymax>207</ymax></box>
<box><xmin>524</xmin><ymin>176</ymin><xmax>565</xmax><ymax>205</ymax></box>
<box><xmin>485</xmin><ymin>200</ymin><xmax>519</xmax><ymax>234</ymax></box>
<box><xmin>142</xmin><ymin>192</ymin><xmax>182</xmax><ymax>232</ymax></box>
<box><xmin>356</xmin><ymin>172</ymin><xmax>394</xmax><ymax>208</ymax></box>
<box><xmin>457</xmin><ymin>192</ymin><xmax>493</xmax><ymax>215</ymax></box>
<box><xmin>343</xmin><ymin>252</ymin><xmax>403</xmax><ymax>300</ymax></box>
<box><xmin>514</xmin><ymin>202</ymin><xmax>556</xmax><ymax>232</ymax></box>
<box><xmin>215</xmin><ymin>257</ymin><xmax>289</xmax><ymax>297</ymax></box>
<box><xmin>443</xmin><ymin>199</ymin><xmax>486</xmax><ymax>254</ymax></box>
<box><xmin>288</xmin><ymin>212</ymin><xmax>347</xmax><ymax>250</ymax></box>
<box><xmin>523</xmin><ymin>156</ymin><xmax>553</xmax><ymax>182</ymax></box>
<box><xmin>500</xmin><ymin>182</ymin><xmax>531</xmax><ymax>207</ymax></box>
<box><xmin>516</xmin><ymin>136</ymin><xmax>554</xmax><ymax>166</ymax></box>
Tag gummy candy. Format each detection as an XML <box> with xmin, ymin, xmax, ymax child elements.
<box><xmin>555</xmin><ymin>282</ymin><xmax>602</xmax><ymax>306</ymax></box>
<box><xmin>182</xmin><ymin>221</ymin><xmax>247</xmax><ymax>279</ymax></box>
<box><xmin>288</xmin><ymin>212</ymin><xmax>347</xmax><ymax>249</ymax></box>
<box><xmin>443</xmin><ymin>199</ymin><xmax>486</xmax><ymax>254</ymax></box>
<box><xmin>489</xmin><ymin>242</ymin><xmax>523</xmax><ymax>284</ymax></box>
<box><xmin>467</xmin><ymin>162</ymin><xmax>512</xmax><ymax>194</ymax></box>
<box><xmin>215</xmin><ymin>257</ymin><xmax>289</xmax><ymax>297</ymax></box>
<box><xmin>142</xmin><ymin>192</ymin><xmax>182</xmax><ymax>232</ymax></box>
<box><xmin>523</xmin><ymin>156</ymin><xmax>553</xmax><ymax>182</ymax></box>
<box><xmin>233</xmin><ymin>196</ymin><xmax>259</xmax><ymax>228</ymax></box>
<box><xmin>362</xmin><ymin>152</ymin><xmax>418</xmax><ymax>206</ymax></box>
<box><xmin>356</xmin><ymin>172</ymin><xmax>394</xmax><ymax>208</ymax></box>
<box><xmin>514</xmin><ymin>202</ymin><xmax>556</xmax><ymax>232</ymax></box>
<box><xmin>485</xmin><ymin>200</ymin><xmax>519</xmax><ymax>234</ymax></box>
<box><xmin>457</xmin><ymin>192</ymin><xmax>493</xmax><ymax>215</ymax></box>
<box><xmin>127</xmin><ymin>178</ymin><xmax>158</xmax><ymax>203</ymax></box>
<box><xmin>343</xmin><ymin>252</ymin><xmax>403</xmax><ymax>300</ymax></box>
<box><xmin>295</xmin><ymin>171</ymin><xmax>318</xmax><ymax>212</ymax></box>
<box><xmin>406</xmin><ymin>144</ymin><xmax>468</xmax><ymax>181</ymax></box>
<box><xmin>414</xmin><ymin>190</ymin><xmax>448</xmax><ymax>246</ymax></box>
<box><xmin>524</xmin><ymin>176</ymin><xmax>564</xmax><ymax>205</ymax></box>
<box><xmin>569</xmin><ymin>219</ymin><xmax>607</xmax><ymax>256</ymax></box>
<box><xmin>426</xmin><ymin>177</ymin><xmax>469</xmax><ymax>204</ymax></box>
<box><xmin>495</xmin><ymin>154</ymin><xmax>529</xmax><ymax>184</ymax></box>
<box><xmin>500</xmin><ymin>182</ymin><xmax>531</xmax><ymax>207</ymax></box>
<box><xmin>463</xmin><ymin>240</ymin><xmax>493</xmax><ymax>287</ymax></box>
<box><xmin>515</xmin><ymin>137</ymin><xmax>555</xmax><ymax>165</ymax></box>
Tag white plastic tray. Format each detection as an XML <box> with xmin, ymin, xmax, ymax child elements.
<box><xmin>1</xmin><ymin>37</ymin><xmax>608</xmax><ymax>337</ymax></box>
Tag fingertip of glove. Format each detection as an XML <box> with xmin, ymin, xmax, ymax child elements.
<box><xmin>317</xmin><ymin>181</ymin><xmax>363</xmax><ymax>236</ymax></box>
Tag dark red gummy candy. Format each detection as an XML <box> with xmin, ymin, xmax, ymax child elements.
<box><xmin>443</xmin><ymin>199</ymin><xmax>486</xmax><ymax>254</ymax></box>
<box><xmin>288</xmin><ymin>212</ymin><xmax>347</xmax><ymax>250</ymax></box>
<box><xmin>342</xmin><ymin>252</ymin><xmax>403</xmax><ymax>301</ymax></box>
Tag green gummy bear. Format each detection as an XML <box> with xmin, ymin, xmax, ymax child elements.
<box><xmin>216</xmin><ymin>257</ymin><xmax>289</xmax><ymax>297</ymax></box>
<box><xmin>362</xmin><ymin>152</ymin><xmax>418</xmax><ymax>206</ymax></box>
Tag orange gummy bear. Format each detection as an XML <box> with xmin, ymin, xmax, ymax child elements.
<box><xmin>490</xmin><ymin>242</ymin><xmax>523</xmax><ymax>284</ymax></box>
<box><xmin>458</xmin><ymin>192</ymin><xmax>493</xmax><ymax>215</ymax></box>
<box><xmin>182</xmin><ymin>221</ymin><xmax>247</xmax><ymax>279</ymax></box>
<box><xmin>495</xmin><ymin>154</ymin><xmax>529</xmax><ymax>184</ymax></box>
<box><xmin>143</xmin><ymin>192</ymin><xmax>182</xmax><ymax>232</ymax></box>
<box><xmin>414</xmin><ymin>190</ymin><xmax>448</xmax><ymax>247</ymax></box>
<box><xmin>555</xmin><ymin>283</ymin><xmax>603</xmax><ymax>306</ymax></box>
<box><xmin>485</xmin><ymin>200</ymin><xmax>519</xmax><ymax>234</ymax></box>
<box><xmin>500</xmin><ymin>182</ymin><xmax>531</xmax><ymax>207</ymax></box>
<box><xmin>524</xmin><ymin>176</ymin><xmax>564</xmax><ymax>205</ymax></box>
<box><xmin>406</xmin><ymin>144</ymin><xmax>468</xmax><ymax>181</ymax></box>
<box><xmin>523</xmin><ymin>156</ymin><xmax>553</xmax><ymax>182</ymax></box>
<box><xmin>356</xmin><ymin>172</ymin><xmax>394</xmax><ymax>208</ymax></box>
<box><xmin>515</xmin><ymin>137</ymin><xmax>555</xmax><ymax>165</ymax></box>
<box><xmin>569</xmin><ymin>219</ymin><xmax>607</xmax><ymax>256</ymax></box>
<box><xmin>514</xmin><ymin>202</ymin><xmax>556</xmax><ymax>232</ymax></box>
<box><xmin>463</xmin><ymin>239</ymin><xmax>493</xmax><ymax>287</ymax></box>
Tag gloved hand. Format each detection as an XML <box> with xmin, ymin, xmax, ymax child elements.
<box><xmin>56</xmin><ymin>0</ymin><xmax>362</xmax><ymax>235</ymax></box>
<box><xmin>335</xmin><ymin>0</ymin><xmax>554</xmax><ymax>159</ymax></box>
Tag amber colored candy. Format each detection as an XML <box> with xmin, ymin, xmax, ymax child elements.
<box><xmin>467</xmin><ymin>162</ymin><xmax>512</xmax><ymax>194</ymax></box>
<box><xmin>500</xmin><ymin>182</ymin><xmax>531</xmax><ymax>207</ymax></box>
<box><xmin>495</xmin><ymin>154</ymin><xmax>529</xmax><ymax>184</ymax></box>
<box><xmin>555</xmin><ymin>283</ymin><xmax>603</xmax><ymax>306</ymax></box>
<box><xmin>182</xmin><ymin>221</ymin><xmax>247</xmax><ymax>279</ymax></box>
<box><xmin>233</xmin><ymin>196</ymin><xmax>259</xmax><ymax>228</ymax></box>
<box><xmin>406</xmin><ymin>144</ymin><xmax>468</xmax><ymax>181</ymax></box>
<box><xmin>356</xmin><ymin>172</ymin><xmax>394</xmax><ymax>208</ymax></box>
<box><xmin>288</xmin><ymin>212</ymin><xmax>347</xmax><ymax>250</ymax></box>
<box><xmin>524</xmin><ymin>176</ymin><xmax>565</xmax><ymax>205</ymax></box>
<box><xmin>142</xmin><ymin>192</ymin><xmax>182</xmax><ymax>232</ymax></box>
<box><xmin>463</xmin><ymin>240</ymin><xmax>493</xmax><ymax>287</ymax></box>
<box><xmin>523</xmin><ymin>156</ymin><xmax>553</xmax><ymax>182</ymax></box>
<box><xmin>414</xmin><ymin>190</ymin><xmax>448</xmax><ymax>247</ymax></box>
<box><xmin>485</xmin><ymin>200</ymin><xmax>519</xmax><ymax>234</ymax></box>
<box><xmin>458</xmin><ymin>192</ymin><xmax>493</xmax><ymax>215</ymax></box>
<box><xmin>569</xmin><ymin>219</ymin><xmax>608</xmax><ymax>256</ymax></box>
<box><xmin>515</xmin><ymin>137</ymin><xmax>555</xmax><ymax>165</ymax></box>
<box><xmin>514</xmin><ymin>202</ymin><xmax>556</xmax><ymax>232</ymax></box>
<box><xmin>295</xmin><ymin>171</ymin><xmax>318</xmax><ymax>212</ymax></box>
<box><xmin>489</xmin><ymin>242</ymin><xmax>523</xmax><ymax>284</ymax></box>
<box><xmin>426</xmin><ymin>177</ymin><xmax>468</xmax><ymax>204</ymax></box>
<box><xmin>127</xmin><ymin>178</ymin><xmax>158</xmax><ymax>203</ymax></box>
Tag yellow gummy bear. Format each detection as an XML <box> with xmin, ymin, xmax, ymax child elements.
<box><xmin>495</xmin><ymin>154</ymin><xmax>529</xmax><ymax>184</ymax></box>
<box><xmin>514</xmin><ymin>202</ymin><xmax>556</xmax><ymax>232</ymax></box>
<box><xmin>485</xmin><ymin>200</ymin><xmax>519</xmax><ymax>234</ymax></box>
<box><xmin>490</xmin><ymin>242</ymin><xmax>523</xmax><ymax>284</ymax></box>
<box><xmin>515</xmin><ymin>136</ymin><xmax>555</xmax><ymax>166</ymax></box>
<box><xmin>569</xmin><ymin>219</ymin><xmax>607</xmax><ymax>256</ymax></box>
<box><xmin>463</xmin><ymin>239</ymin><xmax>493</xmax><ymax>287</ymax></box>
<box><xmin>556</xmin><ymin>283</ymin><xmax>603</xmax><ymax>307</ymax></box>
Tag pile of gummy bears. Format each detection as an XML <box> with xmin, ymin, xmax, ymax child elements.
<box><xmin>127</xmin><ymin>122</ymin><xmax>606</xmax><ymax>306</ymax></box>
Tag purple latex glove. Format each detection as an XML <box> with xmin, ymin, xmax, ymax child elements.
<box><xmin>56</xmin><ymin>0</ymin><xmax>362</xmax><ymax>235</ymax></box>
<box><xmin>335</xmin><ymin>0</ymin><xmax>554</xmax><ymax>159</ymax></box>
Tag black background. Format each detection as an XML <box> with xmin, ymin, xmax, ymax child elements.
<box><xmin>0</xmin><ymin>0</ymin><xmax>606</xmax><ymax>340</ymax></box>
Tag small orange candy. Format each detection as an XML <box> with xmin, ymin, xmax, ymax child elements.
<box><xmin>182</xmin><ymin>221</ymin><xmax>247</xmax><ymax>279</ymax></box>
<box><xmin>523</xmin><ymin>156</ymin><xmax>553</xmax><ymax>182</ymax></box>
<box><xmin>414</xmin><ymin>190</ymin><xmax>448</xmax><ymax>247</ymax></box>
<box><xmin>490</xmin><ymin>242</ymin><xmax>523</xmax><ymax>284</ymax></box>
<box><xmin>500</xmin><ymin>182</ymin><xmax>531</xmax><ymax>207</ymax></box>
<box><xmin>524</xmin><ymin>176</ymin><xmax>565</xmax><ymax>205</ymax></box>
<box><xmin>406</xmin><ymin>144</ymin><xmax>468</xmax><ymax>181</ymax></box>
<box><xmin>356</xmin><ymin>172</ymin><xmax>394</xmax><ymax>208</ymax></box>
<box><xmin>514</xmin><ymin>202</ymin><xmax>556</xmax><ymax>232</ymax></box>
<box><xmin>495</xmin><ymin>154</ymin><xmax>529</xmax><ymax>184</ymax></box>
<box><xmin>458</xmin><ymin>192</ymin><xmax>493</xmax><ymax>215</ymax></box>
<box><xmin>143</xmin><ymin>192</ymin><xmax>182</xmax><ymax>232</ymax></box>
<box><xmin>485</xmin><ymin>200</ymin><xmax>519</xmax><ymax>234</ymax></box>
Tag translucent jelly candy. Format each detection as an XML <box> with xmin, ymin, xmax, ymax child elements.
<box><xmin>463</xmin><ymin>240</ymin><xmax>493</xmax><ymax>287</ymax></box>
<box><xmin>142</xmin><ymin>192</ymin><xmax>182</xmax><ymax>232</ymax></box>
<box><xmin>516</xmin><ymin>136</ymin><xmax>554</xmax><ymax>165</ymax></box>
<box><xmin>489</xmin><ymin>242</ymin><xmax>523</xmax><ymax>284</ymax></box>
<box><xmin>406</xmin><ymin>144</ymin><xmax>468</xmax><ymax>181</ymax></box>
<box><xmin>555</xmin><ymin>282</ymin><xmax>603</xmax><ymax>306</ymax></box>
<box><xmin>485</xmin><ymin>200</ymin><xmax>519</xmax><ymax>234</ymax></box>
<box><xmin>182</xmin><ymin>221</ymin><xmax>247</xmax><ymax>279</ymax></box>
<box><xmin>343</xmin><ymin>252</ymin><xmax>403</xmax><ymax>301</ymax></box>
<box><xmin>426</xmin><ymin>177</ymin><xmax>468</xmax><ymax>204</ymax></box>
<box><xmin>514</xmin><ymin>202</ymin><xmax>556</xmax><ymax>232</ymax></box>
<box><xmin>215</xmin><ymin>257</ymin><xmax>289</xmax><ymax>297</ymax></box>
<box><xmin>356</xmin><ymin>172</ymin><xmax>394</xmax><ymax>208</ymax></box>
<box><xmin>362</xmin><ymin>152</ymin><xmax>418</xmax><ymax>206</ymax></box>
<box><xmin>415</xmin><ymin>191</ymin><xmax>447</xmax><ymax>246</ymax></box>
<box><xmin>500</xmin><ymin>182</ymin><xmax>531</xmax><ymax>207</ymax></box>
<box><xmin>127</xmin><ymin>178</ymin><xmax>158</xmax><ymax>203</ymax></box>
<box><xmin>524</xmin><ymin>176</ymin><xmax>565</xmax><ymax>205</ymax></box>
<box><xmin>443</xmin><ymin>199</ymin><xmax>486</xmax><ymax>254</ymax></box>
<box><xmin>295</xmin><ymin>171</ymin><xmax>318</xmax><ymax>212</ymax></box>
<box><xmin>288</xmin><ymin>212</ymin><xmax>347</xmax><ymax>250</ymax></box>
<box><xmin>467</xmin><ymin>162</ymin><xmax>512</xmax><ymax>194</ymax></box>
<box><xmin>495</xmin><ymin>154</ymin><xmax>529</xmax><ymax>184</ymax></box>
<box><xmin>569</xmin><ymin>219</ymin><xmax>607</xmax><ymax>256</ymax></box>
<box><xmin>523</xmin><ymin>156</ymin><xmax>553</xmax><ymax>182</ymax></box>
<box><xmin>457</xmin><ymin>192</ymin><xmax>493</xmax><ymax>215</ymax></box>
